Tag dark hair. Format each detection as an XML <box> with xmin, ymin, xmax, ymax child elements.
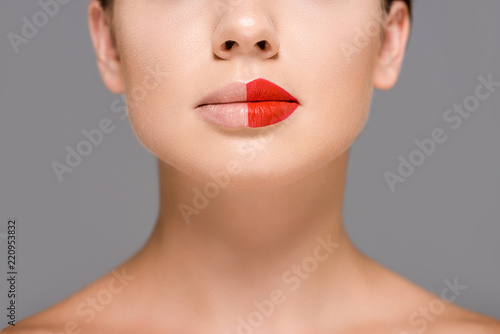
<box><xmin>386</xmin><ymin>0</ymin><xmax>413</xmax><ymax>20</ymax></box>
<box><xmin>98</xmin><ymin>0</ymin><xmax>412</xmax><ymax>18</ymax></box>
<box><xmin>99</xmin><ymin>0</ymin><xmax>113</xmax><ymax>13</ymax></box>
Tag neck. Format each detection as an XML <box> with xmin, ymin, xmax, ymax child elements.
<box><xmin>127</xmin><ymin>150</ymin><xmax>371</xmax><ymax>331</ymax></box>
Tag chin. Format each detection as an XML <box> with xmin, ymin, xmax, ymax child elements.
<box><xmin>128</xmin><ymin>87</ymin><xmax>371</xmax><ymax>191</ymax></box>
<box><xmin>153</xmin><ymin>127</ymin><xmax>358</xmax><ymax>192</ymax></box>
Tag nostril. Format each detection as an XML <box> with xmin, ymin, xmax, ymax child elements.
<box><xmin>257</xmin><ymin>40</ymin><xmax>267</xmax><ymax>50</ymax></box>
<box><xmin>225</xmin><ymin>40</ymin><xmax>236</xmax><ymax>50</ymax></box>
<box><xmin>220</xmin><ymin>40</ymin><xmax>272</xmax><ymax>54</ymax></box>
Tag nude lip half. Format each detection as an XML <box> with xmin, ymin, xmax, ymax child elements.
<box><xmin>195</xmin><ymin>78</ymin><xmax>299</xmax><ymax>128</ymax></box>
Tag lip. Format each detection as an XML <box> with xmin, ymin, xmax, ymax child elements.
<box><xmin>195</xmin><ymin>78</ymin><xmax>299</xmax><ymax>128</ymax></box>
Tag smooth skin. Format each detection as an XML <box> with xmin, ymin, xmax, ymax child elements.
<box><xmin>3</xmin><ymin>0</ymin><xmax>500</xmax><ymax>333</ymax></box>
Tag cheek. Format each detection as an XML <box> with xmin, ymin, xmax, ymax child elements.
<box><xmin>282</xmin><ymin>13</ymin><xmax>380</xmax><ymax>167</ymax></box>
<box><xmin>114</xmin><ymin>7</ymin><xmax>211</xmax><ymax>174</ymax></box>
<box><xmin>310</xmin><ymin>46</ymin><xmax>376</xmax><ymax>157</ymax></box>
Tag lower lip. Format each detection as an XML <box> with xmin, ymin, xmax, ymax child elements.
<box><xmin>196</xmin><ymin>101</ymin><xmax>299</xmax><ymax>128</ymax></box>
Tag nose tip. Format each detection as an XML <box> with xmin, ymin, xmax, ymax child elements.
<box><xmin>212</xmin><ymin>3</ymin><xmax>280</xmax><ymax>60</ymax></box>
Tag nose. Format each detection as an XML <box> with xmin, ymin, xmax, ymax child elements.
<box><xmin>212</xmin><ymin>1</ymin><xmax>280</xmax><ymax>60</ymax></box>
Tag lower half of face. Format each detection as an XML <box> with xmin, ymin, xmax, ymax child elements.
<box><xmin>114</xmin><ymin>0</ymin><xmax>382</xmax><ymax>189</ymax></box>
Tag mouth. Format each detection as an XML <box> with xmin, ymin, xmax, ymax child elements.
<box><xmin>198</xmin><ymin>100</ymin><xmax>298</xmax><ymax>107</ymax></box>
<box><xmin>195</xmin><ymin>78</ymin><xmax>300</xmax><ymax>128</ymax></box>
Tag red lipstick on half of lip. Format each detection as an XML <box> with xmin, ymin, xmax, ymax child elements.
<box><xmin>247</xmin><ymin>79</ymin><xmax>299</xmax><ymax>127</ymax></box>
<box><xmin>196</xmin><ymin>78</ymin><xmax>300</xmax><ymax>128</ymax></box>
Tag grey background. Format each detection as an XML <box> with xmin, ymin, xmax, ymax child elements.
<box><xmin>0</xmin><ymin>0</ymin><xmax>499</xmax><ymax>328</ymax></box>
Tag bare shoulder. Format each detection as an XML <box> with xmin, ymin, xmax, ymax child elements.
<box><xmin>381</xmin><ymin>293</ymin><xmax>500</xmax><ymax>334</ymax></box>
<box><xmin>0</xmin><ymin>300</ymin><xmax>81</xmax><ymax>334</ymax></box>
<box><xmin>0</xmin><ymin>316</ymin><xmax>69</xmax><ymax>334</ymax></box>
<box><xmin>1</xmin><ymin>266</ymin><xmax>136</xmax><ymax>334</ymax></box>
<box><xmin>0</xmin><ymin>295</ymin><xmax>98</xmax><ymax>334</ymax></box>
<box><xmin>362</xmin><ymin>257</ymin><xmax>500</xmax><ymax>334</ymax></box>
<box><xmin>1</xmin><ymin>326</ymin><xmax>56</xmax><ymax>334</ymax></box>
<box><xmin>417</xmin><ymin>307</ymin><xmax>500</xmax><ymax>334</ymax></box>
<box><xmin>381</xmin><ymin>289</ymin><xmax>500</xmax><ymax>334</ymax></box>
<box><xmin>397</xmin><ymin>279</ymin><xmax>500</xmax><ymax>334</ymax></box>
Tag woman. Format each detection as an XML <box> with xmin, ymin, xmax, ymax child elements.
<box><xmin>3</xmin><ymin>0</ymin><xmax>500</xmax><ymax>333</ymax></box>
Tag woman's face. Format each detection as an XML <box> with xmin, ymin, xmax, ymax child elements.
<box><xmin>90</xmin><ymin>0</ymin><xmax>408</xmax><ymax>189</ymax></box>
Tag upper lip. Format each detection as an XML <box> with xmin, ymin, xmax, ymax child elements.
<box><xmin>196</xmin><ymin>79</ymin><xmax>299</xmax><ymax>107</ymax></box>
